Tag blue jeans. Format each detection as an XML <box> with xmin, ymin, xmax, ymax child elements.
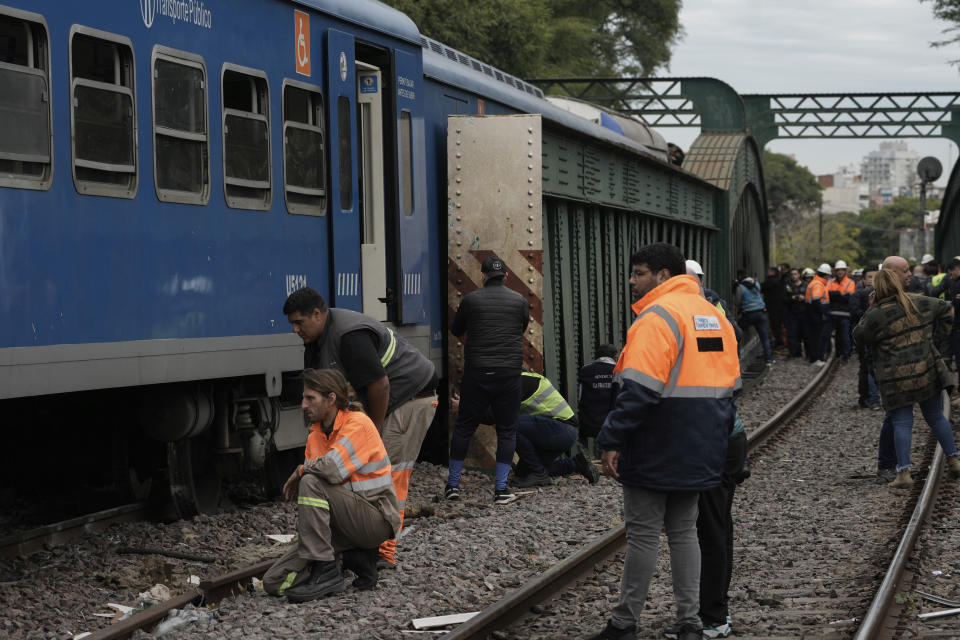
<box><xmin>878</xmin><ymin>412</ymin><xmax>896</xmax><ymax>470</ymax></box>
<box><xmin>888</xmin><ymin>392</ymin><xmax>959</xmax><ymax>471</ymax></box>
<box><xmin>831</xmin><ymin>316</ymin><xmax>851</xmax><ymax>359</ymax></box>
<box><xmin>515</xmin><ymin>415</ymin><xmax>578</xmax><ymax>475</ymax></box>
<box><xmin>739</xmin><ymin>310</ymin><xmax>771</xmax><ymax>362</ymax></box>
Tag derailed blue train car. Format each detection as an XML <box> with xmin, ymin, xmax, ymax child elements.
<box><xmin>0</xmin><ymin>0</ymin><xmax>765</xmax><ymax>515</ymax></box>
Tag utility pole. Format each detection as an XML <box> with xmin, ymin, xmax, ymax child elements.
<box><xmin>818</xmin><ymin>201</ymin><xmax>823</xmax><ymax>262</ymax></box>
<box><xmin>917</xmin><ymin>157</ymin><xmax>943</xmax><ymax>259</ymax></box>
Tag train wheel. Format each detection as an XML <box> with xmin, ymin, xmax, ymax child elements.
<box><xmin>167</xmin><ymin>434</ymin><xmax>221</xmax><ymax>519</ymax></box>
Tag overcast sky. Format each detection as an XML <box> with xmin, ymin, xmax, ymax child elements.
<box><xmin>658</xmin><ymin>0</ymin><xmax>960</xmax><ymax>185</ymax></box>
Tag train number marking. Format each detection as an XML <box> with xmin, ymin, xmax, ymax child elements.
<box><xmin>285</xmin><ymin>274</ymin><xmax>307</xmax><ymax>296</ymax></box>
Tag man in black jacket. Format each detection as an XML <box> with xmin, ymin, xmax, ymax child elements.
<box><xmin>446</xmin><ymin>255</ymin><xmax>530</xmax><ymax>505</ymax></box>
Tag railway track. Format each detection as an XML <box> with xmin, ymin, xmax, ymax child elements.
<box><xmin>10</xmin><ymin>354</ymin><xmax>958</xmax><ymax>639</ymax></box>
<box><xmin>446</xmin><ymin>357</ymin><xmax>960</xmax><ymax>640</ymax></box>
<box><xmin>0</xmin><ymin>503</ymin><xmax>148</xmax><ymax>560</ymax></box>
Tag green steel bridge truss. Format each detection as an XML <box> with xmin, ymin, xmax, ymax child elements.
<box><xmin>530</xmin><ymin>78</ymin><xmax>960</xmax><ymax>146</ymax></box>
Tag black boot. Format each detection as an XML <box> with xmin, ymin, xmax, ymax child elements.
<box><xmin>340</xmin><ymin>548</ymin><xmax>379</xmax><ymax>590</ymax></box>
<box><xmin>285</xmin><ymin>560</ymin><xmax>345</xmax><ymax>603</ymax></box>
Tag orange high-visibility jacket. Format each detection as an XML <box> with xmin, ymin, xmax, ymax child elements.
<box><xmin>826</xmin><ymin>276</ymin><xmax>856</xmax><ymax>317</ymax></box>
<box><xmin>805</xmin><ymin>275</ymin><xmax>829</xmax><ymax>304</ymax></box>
<box><xmin>597</xmin><ymin>275</ymin><xmax>741</xmax><ymax>491</ymax></box>
<box><xmin>301</xmin><ymin>409</ymin><xmax>400</xmax><ymax>532</ymax></box>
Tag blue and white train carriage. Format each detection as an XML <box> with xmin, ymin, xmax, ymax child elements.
<box><xmin>0</xmin><ymin>0</ymin><xmax>753</xmax><ymax>517</ymax></box>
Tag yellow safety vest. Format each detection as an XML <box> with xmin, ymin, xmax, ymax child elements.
<box><xmin>520</xmin><ymin>372</ymin><xmax>574</xmax><ymax>421</ymax></box>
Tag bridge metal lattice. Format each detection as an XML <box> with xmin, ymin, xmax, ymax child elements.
<box><xmin>529</xmin><ymin>78</ymin><xmax>960</xmax><ymax>145</ymax></box>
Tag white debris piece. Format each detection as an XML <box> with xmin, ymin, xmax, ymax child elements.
<box><xmin>411</xmin><ymin>612</ymin><xmax>480</xmax><ymax>630</ymax></box>
<box><xmin>73</xmin><ymin>633</ymin><xmax>92</xmax><ymax>639</ymax></box>
<box><xmin>138</xmin><ymin>583</ymin><xmax>172</xmax><ymax>605</ymax></box>
<box><xmin>265</xmin><ymin>534</ymin><xmax>295</xmax><ymax>544</ymax></box>
<box><xmin>187</xmin><ymin>575</ymin><xmax>201</xmax><ymax>585</ymax></box>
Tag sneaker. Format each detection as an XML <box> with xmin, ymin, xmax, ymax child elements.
<box><xmin>444</xmin><ymin>484</ymin><xmax>460</xmax><ymax>501</ymax></box>
<box><xmin>813</xmin><ymin>360</ymin><xmax>827</xmax><ymax>367</ymax></box>
<box><xmin>587</xmin><ymin>620</ymin><xmax>636</xmax><ymax>640</ymax></box>
<box><xmin>702</xmin><ymin>619</ymin><xmax>732</xmax><ymax>638</ymax></box>
<box><xmin>876</xmin><ymin>467</ymin><xmax>897</xmax><ymax>483</ymax></box>
<box><xmin>574</xmin><ymin>452</ymin><xmax>600</xmax><ymax>484</ymax></box>
<box><xmin>285</xmin><ymin>560</ymin><xmax>346</xmax><ymax>602</ymax></box>
<box><xmin>493</xmin><ymin>488</ymin><xmax>517</xmax><ymax>505</ymax></box>
<box><xmin>512</xmin><ymin>470</ymin><xmax>551</xmax><ymax>488</ymax></box>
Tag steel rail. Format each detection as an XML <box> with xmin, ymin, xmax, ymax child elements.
<box><xmin>443</xmin><ymin>355</ymin><xmax>838</xmax><ymax>639</ymax></box>
<box><xmin>84</xmin><ymin>559</ymin><xmax>276</xmax><ymax>640</ymax></box>
<box><xmin>0</xmin><ymin>502</ymin><xmax>148</xmax><ymax>559</ymax></box>
<box><xmin>853</xmin><ymin>394</ymin><xmax>949</xmax><ymax>639</ymax></box>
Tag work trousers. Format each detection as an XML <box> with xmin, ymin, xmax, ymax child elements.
<box><xmin>610</xmin><ymin>487</ymin><xmax>701</xmax><ymax>632</ymax></box>
<box><xmin>697</xmin><ymin>432</ymin><xmax>747</xmax><ymax>626</ymax></box>
<box><xmin>378</xmin><ymin>394</ymin><xmax>438</xmax><ymax>564</ymax></box>
<box><xmin>262</xmin><ymin>475</ymin><xmax>392</xmax><ymax>595</ymax></box>
<box><xmin>805</xmin><ymin>311</ymin><xmax>827</xmax><ymax>362</ymax></box>
<box><xmin>515</xmin><ymin>415</ymin><xmax>578</xmax><ymax>476</ymax></box>
<box><xmin>450</xmin><ymin>370</ymin><xmax>521</xmax><ymax>465</ymax></box>
<box><xmin>785</xmin><ymin>310</ymin><xmax>805</xmax><ymax>358</ymax></box>
<box><xmin>831</xmin><ymin>315</ymin><xmax>851</xmax><ymax>359</ymax></box>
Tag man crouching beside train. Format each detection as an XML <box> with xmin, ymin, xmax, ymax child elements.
<box><xmin>263</xmin><ymin>369</ymin><xmax>400</xmax><ymax>602</ymax></box>
<box><xmin>586</xmin><ymin>243</ymin><xmax>741</xmax><ymax>640</ymax></box>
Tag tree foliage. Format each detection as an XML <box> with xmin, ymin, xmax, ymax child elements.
<box><xmin>775</xmin><ymin>195</ymin><xmax>942</xmax><ymax>268</ymax></box>
<box><xmin>763</xmin><ymin>151</ymin><xmax>822</xmax><ymax>219</ymax></box>
<box><xmin>775</xmin><ymin>215</ymin><xmax>861</xmax><ymax>271</ymax></box>
<box><xmin>383</xmin><ymin>0</ymin><xmax>683</xmax><ymax>78</ymax></box>
<box><xmin>923</xmin><ymin>0</ymin><xmax>960</xmax><ymax>57</ymax></box>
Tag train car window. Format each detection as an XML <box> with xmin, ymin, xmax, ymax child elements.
<box><xmin>282</xmin><ymin>80</ymin><xmax>325</xmax><ymax>216</ymax></box>
<box><xmin>337</xmin><ymin>96</ymin><xmax>352</xmax><ymax>210</ymax></box>
<box><xmin>221</xmin><ymin>65</ymin><xmax>270</xmax><ymax>210</ymax></box>
<box><xmin>152</xmin><ymin>47</ymin><xmax>209</xmax><ymax>205</ymax></box>
<box><xmin>69</xmin><ymin>28</ymin><xmax>136</xmax><ymax>198</ymax></box>
<box><xmin>0</xmin><ymin>9</ymin><xmax>52</xmax><ymax>190</ymax></box>
<box><xmin>400</xmin><ymin>110</ymin><xmax>413</xmax><ymax>216</ymax></box>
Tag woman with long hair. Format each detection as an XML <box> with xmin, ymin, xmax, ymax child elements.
<box><xmin>853</xmin><ymin>269</ymin><xmax>960</xmax><ymax>488</ymax></box>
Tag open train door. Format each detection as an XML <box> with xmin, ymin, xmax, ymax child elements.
<box><xmin>393</xmin><ymin>49</ymin><xmax>428</xmax><ymax>324</ymax></box>
<box><xmin>325</xmin><ymin>29</ymin><xmax>362</xmax><ymax>311</ymax></box>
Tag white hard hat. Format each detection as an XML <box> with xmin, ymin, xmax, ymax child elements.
<box><xmin>817</xmin><ymin>263</ymin><xmax>832</xmax><ymax>275</ymax></box>
<box><xmin>834</xmin><ymin>260</ymin><xmax>848</xmax><ymax>269</ymax></box>
<box><xmin>685</xmin><ymin>259</ymin><xmax>704</xmax><ymax>276</ymax></box>
<box><xmin>921</xmin><ymin>253</ymin><xmax>935</xmax><ymax>265</ymax></box>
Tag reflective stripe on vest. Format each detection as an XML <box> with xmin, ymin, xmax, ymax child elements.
<box><xmin>933</xmin><ymin>273</ymin><xmax>947</xmax><ymax>299</ymax></box>
<box><xmin>520</xmin><ymin>372</ymin><xmax>574</xmax><ymax>421</ymax></box>
<box><xmin>380</xmin><ymin>329</ymin><xmax>398</xmax><ymax>367</ymax></box>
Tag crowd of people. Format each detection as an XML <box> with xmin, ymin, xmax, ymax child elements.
<box><xmin>263</xmin><ymin>244</ymin><xmax>960</xmax><ymax>639</ymax></box>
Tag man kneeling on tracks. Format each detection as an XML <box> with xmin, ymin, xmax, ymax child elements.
<box><xmin>263</xmin><ymin>369</ymin><xmax>400</xmax><ymax>602</ymax></box>
<box><xmin>587</xmin><ymin>243</ymin><xmax>741</xmax><ymax>640</ymax></box>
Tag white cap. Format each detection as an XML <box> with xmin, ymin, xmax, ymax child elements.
<box><xmin>817</xmin><ymin>263</ymin><xmax>832</xmax><ymax>275</ymax></box>
<box><xmin>685</xmin><ymin>259</ymin><xmax>704</xmax><ymax>276</ymax></box>
<box><xmin>834</xmin><ymin>260</ymin><xmax>848</xmax><ymax>269</ymax></box>
<box><xmin>921</xmin><ymin>253</ymin><xmax>935</xmax><ymax>265</ymax></box>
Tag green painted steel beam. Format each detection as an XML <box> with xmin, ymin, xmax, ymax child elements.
<box><xmin>531</xmin><ymin>78</ymin><xmax>960</xmax><ymax>144</ymax></box>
